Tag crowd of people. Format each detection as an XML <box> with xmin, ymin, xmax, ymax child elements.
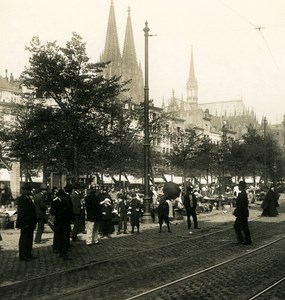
<box><xmin>0</xmin><ymin>180</ymin><xmax>281</xmax><ymax>259</ymax></box>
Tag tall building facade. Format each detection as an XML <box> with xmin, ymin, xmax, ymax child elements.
<box><xmin>0</xmin><ymin>71</ymin><xmax>21</xmax><ymax>127</ymax></box>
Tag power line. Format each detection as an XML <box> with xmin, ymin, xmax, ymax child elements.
<box><xmin>219</xmin><ymin>0</ymin><xmax>285</xmax><ymax>82</ymax></box>
<box><xmin>255</xmin><ymin>28</ymin><xmax>285</xmax><ymax>81</ymax></box>
<box><xmin>219</xmin><ymin>0</ymin><xmax>258</xmax><ymax>28</ymax></box>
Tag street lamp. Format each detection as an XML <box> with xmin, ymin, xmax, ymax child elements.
<box><xmin>142</xmin><ymin>21</ymin><xmax>152</xmax><ymax>223</ymax></box>
<box><xmin>217</xmin><ymin>148</ymin><xmax>224</xmax><ymax>210</ymax></box>
<box><xmin>264</xmin><ymin>117</ymin><xmax>267</xmax><ymax>188</ymax></box>
<box><xmin>273</xmin><ymin>162</ymin><xmax>277</xmax><ymax>186</ymax></box>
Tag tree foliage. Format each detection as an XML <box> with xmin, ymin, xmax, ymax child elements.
<box><xmin>10</xmin><ymin>33</ymin><xmax>137</xmax><ymax>181</ymax></box>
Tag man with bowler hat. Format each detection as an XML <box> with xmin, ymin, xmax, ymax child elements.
<box><xmin>34</xmin><ymin>183</ymin><xmax>48</xmax><ymax>244</ymax></box>
<box><xmin>233</xmin><ymin>180</ymin><xmax>252</xmax><ymax>245</ymax></box>
<box><xmin>16</xmin><ymin>183</ymin><xmax>37</xmax><ymax>261</ymax></box>
<box><xmin>183</xmin><ymin>185</ymin><xmax>199</xmax><ymax>230</ymax></box>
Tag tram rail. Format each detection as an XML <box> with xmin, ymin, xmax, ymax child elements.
<box><xmin>1</xmin><ymin>214</ymin><xmax>284</xmax><ymax>300</ymax></box>
<box><xmin>126</xmin><ymin>236</ymin><xmax>285</xmax><ymax>300</ymax></box>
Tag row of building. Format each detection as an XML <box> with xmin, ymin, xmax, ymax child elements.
<box><xmin>98</xmin><ymin>1</ymin><xmax>285</xmax><ymax>151</ymax></box>
<box><xmin>0</xmin><ymin>0</ymin><xmax>284</xmax><ymax>191</ymax></box>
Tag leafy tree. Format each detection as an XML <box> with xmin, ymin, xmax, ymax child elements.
<box><xmin>167</xmin><ymin>128</ymin><xmax>202</xmax><ymax>186</ymax></box>
<box><xmin>194</xmin><ymin>135</ymin><xmax>218</xmax><ymax>184</ymax></box>
<box><xmin>241</xmin><ymin>126</ymin><xmax>264</xmax><ymax>185</ymax></box>
<box><xmin>10</xmin><ymin>33</ymin><xmax>134</xmax><ymax>182</ymax></box>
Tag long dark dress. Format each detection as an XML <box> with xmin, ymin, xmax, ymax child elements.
<box><xmin>50</xmin><ymin>191</ymin><xmax>73</xmax><ymax>257</ymax></box>
<box><xmin>261</xmin><ymin>189</ymin><xmax>279</xmax><ymax>217</ymax></box>
<box><xmin>100</xmin><ymin>204</ymin><xmax>114</xmax><ymax>236</ymax></box>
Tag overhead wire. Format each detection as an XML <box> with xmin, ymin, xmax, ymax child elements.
<box><xmin>256</xmin><ymin>28</ymin><xmax>285</xmax><ymax>81</ymax></box>
<box><xmin>218</xmin><ymin>0</ymin><xmax>285</xmax><ymax>82</ymax></box>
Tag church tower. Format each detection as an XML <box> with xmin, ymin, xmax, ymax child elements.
<box><xmin>121</xmin><ymin>7</ymin><xmax>144</xmax><ymax>104</ymax></box>
<box><xmin>101</xmin><ymin>1</ymin><xmax>143</xmax><ymax>104</ymax></box>
<box><xmin>186</xmin><ymin>48</ymin><xmax>198</xmax><ymax>108</ymax></box>
<box><xmin>101</xmin><ymin>0</ymin><xmax>122</xmax><ymax>79</ymax></box>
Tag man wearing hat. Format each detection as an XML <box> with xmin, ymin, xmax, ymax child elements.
<box><xmin>233</xmin><ymin>180</ymin><xmax>252</xmax><ymax>245</ymax></box>
<box><xmin>183</xmin><ymin>185</ymin><xmax>200</xmax><ymax>230</ymax></box>
<box><xmin>16</xmin><ymin>183</ymin><xmax>37</xmax><ymax>261</ymax></box>
<box><xmin>70</xmin><ymin>183</ymin><xmax>82</xmax><ymax>241</ymax></box>
<box><xmin>34</xmin><ymin>183</ymin><xmax>48</xmax><ymax>244</ymax></box>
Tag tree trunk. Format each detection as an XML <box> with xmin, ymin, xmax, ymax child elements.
<box><xmin>73</xmin><ymin>142</ymin><xmax>79</xmax><ymax>182</ymax></box>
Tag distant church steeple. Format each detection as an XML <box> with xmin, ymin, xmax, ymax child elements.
<box><xmin>102</xmin><ymin>0</ymin><xmax>122</xmax><ymax>79</ymax></box>
<box><xmin>186</xmin><ymin>48</ymin><xmax>198</xmax><ymax>108</ymax></box>
<box><xmin>121</xmin><ymin>6</ymin><xmax>144</xmax><ymax>103</ymax></box>
<box><xmin>122</xmin><ymin>7</ymin><xmax>137</xmax><ymax>69</ymax></box>
<box><xmin>101</xmin><ymin>1</ymin><xmax>143</xmax><ymax>104</ymax></box>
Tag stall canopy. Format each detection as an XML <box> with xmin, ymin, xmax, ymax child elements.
<box><xmin>101</xmin><ymin>174</ymin><xmax>114</xmax><ymax>184</ymax></box>
<box><xmin>164</xmin><ymin>174</ymin><xmax>183</xmax><ymax>184</ymax></box>
<box><xmin>113</xmin><ymin>174</ymin><xmax>128</xmax><ymax>182</ymax></box>
<box><xmin>153</xmin><ymin>177</ymin><xmax>165</xmax><ymax>183</ymax></box>
<box><xmin>0</xmin><ymin>168</ymin><xmax>10</xmax><ymax>181</ymax></box>
<box><xmin>125</xmin><ymin>174</ymin><xmax>143</xmax><ymax>185</ymax></box>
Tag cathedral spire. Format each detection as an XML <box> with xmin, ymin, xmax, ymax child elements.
<box><xmin>186</xmin><ymin>48</ymin><xmax>198</xmax><ymax>107</ymax></box>
<box><xmin>121</xmin><ymin>6</ymin><xmax>144</xmax><ymax>103</ymax></box>
<box><xmin>122</xmin><ymin>6</ymin><xmax>137</xmax><ymax>66</ymax></box>
<box><xmin>102</xmin><ymin>0</ymin><xmax>121</xmax><ymax>78</ymax></box>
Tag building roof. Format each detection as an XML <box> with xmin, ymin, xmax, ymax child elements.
<box><xmin>0</xmin><ymin>76</ymin><xmax>20</xmax><ymax>93</ymax></box>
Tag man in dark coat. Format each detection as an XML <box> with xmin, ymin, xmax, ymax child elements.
<box><xmin>34</xmin><ymin>183</ymin><xmax>48</xmax><ymax>244</ymax></box>
<box><xmin>85</xmin><ymin>187</ymin><xmax>102</xmax><ymax>245</ymax></box>
<box><xmin>157</xmin><ymin>196</ymin><xmax>171</xmax><ymax>233</ymax></box>
<box><xmin>16</xmin><ymin>183</ymin><xmax>37</xmax><ymax>261</ymax></box>
<box><xmin>183</xmin><ymin>186</ymin><xmax>199</xmax><ymax>230</ymax></box>
<box><xmin>70</xmin><ymin>183</ymin><xmax>82</xmax><ymax>241</ymax></box>
<box><xmin>50</xmin><ymin>189</ymin><xmax>73</xmax><ymax>259</ymax></box>
<box><xmin>233</xmin><ymin>180</ymin><xmax>252</xmax><ymax>245</ymax></box>
<box><xmin>117</xmin><ymin>194</ymin><xmax>129</xmax><ymax>235</ymax></box>
<box><xmin>129</xmin><ymin>193</ymin><xmax>143</xmax><ymax>234</ymax></box>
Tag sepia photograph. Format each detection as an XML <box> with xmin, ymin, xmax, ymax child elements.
<box><xmin>0</xmin><ymin>1</ymin><xmax>285</xmax><ymax>299</ymax></box>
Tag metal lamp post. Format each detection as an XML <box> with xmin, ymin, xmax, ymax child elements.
<box><xmin>273</xmin><ymin>162</ymin><xmax>277</xmax><ymax>186</ymax></box>
<box><xmin>217</xmin><ymin>148</ymin><xmax>224</xmax><ymax>210</ymax></box>
<box><xmin>142</xmin><ymin>21</ymin><xmax>152</xmax><ymax>223</ymax></box>
<box><xmin>264</xmin><ymin>117</ymin><xmax>267</xmax><ymax>188</ymax></box>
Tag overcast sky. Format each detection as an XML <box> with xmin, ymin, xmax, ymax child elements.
<box><xmin>1</xmin><ymin>0</ymin><xmax>285</xmax><ymax>124</ymax></box>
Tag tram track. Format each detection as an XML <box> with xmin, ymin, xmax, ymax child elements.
<box><xmin>247</xmin><ymin>276</ymin><xmax>285</xmax><ymax>300</ymax></box>
<box><xmin>126</xmin><ymin>236</ymin><xmax>285</xmax><ymax>300</ymax></box>
<box><xmin>0</xmin><ymin>214</ymin><xmax>268</xmax><ymax>290</ymax></box>
<box><xmin>1</xmin><ymin>213</ymin><xmax>284</xmax><ymax>299</ymax></box>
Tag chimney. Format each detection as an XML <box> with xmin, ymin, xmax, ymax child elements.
<box><xmin>5</xmin><ymin>69</ymin><xmax>8</xmax><ymax>81</ymax></box>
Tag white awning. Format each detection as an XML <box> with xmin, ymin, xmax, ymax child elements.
<box><xmin>102</xmin><ymin>174</ymin><xmax>114</xmax><ymax>184</ymax></box>
<box><xmin>164</xmin><ymin>174</ymin><xmax>172</xmax><ymax>182</ymax></box>
<box><xmin>126</xmin><ymin>174</ymin><xmax>143</xmax><ymax>184</ymax></box>
<box><xmin>164</xmin><ymin>174</ymin><xmax>183</xmax><ymax>184</ymax></box>
<box><xmin>153</xmin><ymin>177</ymin><xmax>165</xmax><ymax>183</ymax></box>
<box><xmin>113</xmin><ymin>174</ymin><xmax>128</xmax><ymax>182</ymax></box>
<box><xmin>0</xmin><ymin>168</ymin><xmax>10</xmax><ymax>181</ymax></box>
<box><xmin>172</xmin><ymin>176</ymin><xmax>183</xmax><ymax>184</ymax></box>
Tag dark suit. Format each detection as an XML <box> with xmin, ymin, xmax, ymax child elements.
<box><xmin>157</xmin><ymin>198</ymin><xmax>172</xmax><ymax>233</ymax></box>
<box><xmin>16</xmin><ymin>194</ymin><xmax>37</xmax><ymax>260</ymax></box>
<box><xmin>129</xmin><ymin>198</ymin><xmax>142</xmax><ymax>233</ymax></box>
<box><xmin>85</xmin><ymin>191</ymin><xmax>102</xmax><ymax>244</ymax></box>
<box><xmin>34</xmin><ymin>191</ymin><xmax>47</xmax><ymax>243</ymax></box>
<box><xmin>117</xmin><ymin>199</ymin><xmax>129</xmax><ymax>233</ymax></box>
<box><xmin>234</xmin><ymin>190</ymin><xmax>252</xmax><ymax>244</ymax></box>
<box><xmin>70</xmin><ymin>190</ymin><xmax>82</xmax><ymax>241</ymax></box>
<box><xmin>183</xmin><ymin>192</ymin><xmax>198</xmax><ymax>229</ymax></box>
<box><xmin>50</xmin><ymin>191</ymin><xmax>73</xmax><ymax>257</ymax></box>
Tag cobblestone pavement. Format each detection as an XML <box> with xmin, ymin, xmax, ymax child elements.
<box><xmin>0</xmin><ymin>195</ymin><xmax>284</xmax><ymax>299</ymax></box>
<box><xmin>0</xmin><ymin>202</ymin><xmax>263</xmax><ymax>252</ymax></box>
